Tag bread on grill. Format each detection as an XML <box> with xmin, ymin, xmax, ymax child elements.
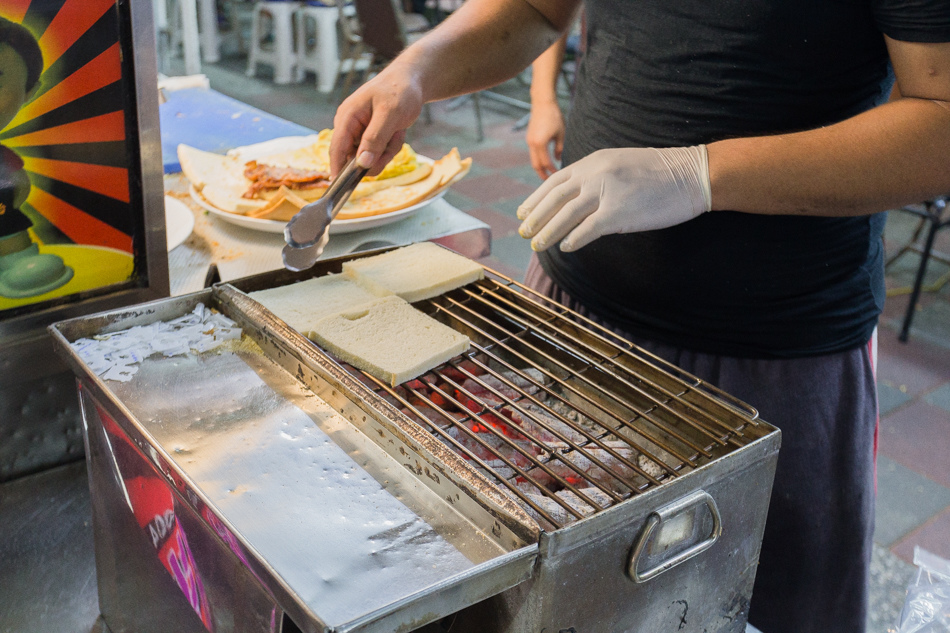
<box><xmin>310</xmin><ymin>295</ymin><xmax>470</xmax><ymax>386</ymax></box>
<box><xmin>248</xmin><ymin>274</ymin><xmax>392</xmax><ymax>337</ymax></box>
<box><xmin>342</xmin><ymin>242</ymin><xmax>484</xmax><ymax>303</ymax></box>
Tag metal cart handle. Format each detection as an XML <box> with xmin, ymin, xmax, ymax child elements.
<box><xmin>628</xmin><ymin>490</ymin><xmax>722</xmax><ymax>583</ymax></box>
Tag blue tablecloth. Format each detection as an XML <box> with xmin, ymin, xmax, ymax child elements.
<box><xmin>159</xmin><ymin>87</ymin><xmax>314</xmax><ymax>174</ymax></box>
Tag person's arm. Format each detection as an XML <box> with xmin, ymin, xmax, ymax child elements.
<box><xmin>526</xmin><ymin>34</ymin><xmax>567</xmax><ymax>180</ymax></box>
<box><xmin>330</xmin><ymin>0</ymin><xmax>580</xmax><ymax>176</ymax></box>
<box><xmin>708</xmin><ymin>37</ymin><xmax>950</xmax><ymax>215</ymax></box>
<box><xmin>518</xmin><ymin>37</ymin><xmax>950</xmax><ymax>252</ymax></box>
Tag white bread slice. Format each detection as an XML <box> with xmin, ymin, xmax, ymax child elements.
<box><xmin>249</xmin><ymin>274</ymin><xmax>392</xmax><ymax>337</ymax></box>
<box><xmin>310</xmin><ymin>295</ymin><xmax>470</xmax><ymax>386</ymax></box>
<box><xmin>342</xmin><ymin>242</ymin><xmax>484</xmax><ymax>303</ymax></box>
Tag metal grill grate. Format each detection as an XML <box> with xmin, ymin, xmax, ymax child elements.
<box><xmin>340</xmin><ymin>270</ymin><xmax>764</xmax><ymax>530</ymax></box>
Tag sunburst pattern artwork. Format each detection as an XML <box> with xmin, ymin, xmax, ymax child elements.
<box><xmin>0</xmin><ymin>0</ymin><xmax>139</xmax><ymax>311</ymax></box>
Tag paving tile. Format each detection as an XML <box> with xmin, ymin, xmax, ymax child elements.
<box><xmin>463</xmin><ymin>161</ymin><xmax>493</xmax><ymax>179</ymax></box>
<box><xmin>441</xmin><ymin>190</ymin><xmax>479</xmax><ymax>212</ymax></box>
<box><xmin>489</xmin><ymin>234</ymin><xmax>534</xmax><ymax>278</ymax></box>
<box><xmin>877</xmin><ymin>330</ymin><xmax>950</xmax><ymax>395</ymax></box>
<box><xmin>923</xmin><ymin>383</ymin><xmax>950</xmax><ymax>413</ymax></box>
<box><xmin>899</xmin><ymin>299</ymin><xmax>950</xmax><ymax>350</ymax></box>
<box><xmin>450</xmin><ymin>173</ymin><xmax>536</xmax><ymax>205</ymax></box>
<box><xmin>874</xmin><ymin>456</ymin><xmax>950</xmax><ymax>546</ymax></box>
<box><xmin>867</xmin><ymin>543</ymin><xmax>916</xmax><ymax>633</ymax></box>
<box><xmin>494</xmin><ymin>195</ymin><xmax>532</xmax><ymax>219</ymax></box>
<box><xmin>878</xmin><ymin>381</ymin><xmax>913</xmax><ymax>417</ymax></box>
<box><xmin>467</xmin><ymin>145</ymin><xmax>533</xmax><ymax>170</ymax></box>
<box><xmin>464</xmin><ymin>207</ymin><xmax>522</xmax><ymax>239</ymax></box>
<box><xmin>891</xmin><ymin>506</ymin><xmax>950</xmax><ymax>564</ymax></box>
<box><xmin>879</xmin><ymin>401</ymin><xmax>950</xmax><ymax>488</ymax></box>
<box><xmin>504</xmin><ymin>163</ymin><xmax>546</xmax><ymax>187</ymax></box>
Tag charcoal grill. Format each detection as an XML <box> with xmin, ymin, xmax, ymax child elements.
<box><xmin>50</xmin><ymin>247</ymin><xmax>780</xmax><ymax>633</ymax></box>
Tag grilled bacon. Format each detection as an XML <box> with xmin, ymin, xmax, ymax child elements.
<box><xmin>242</xmin><ymin>161</ymin><xmax>330</xmax><ymax>199</ymax></box>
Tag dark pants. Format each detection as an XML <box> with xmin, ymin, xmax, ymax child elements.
<box><xmin>524</xmin><ymin>255</ymin><xmax>877</xmax><ymax>633</ymax></box>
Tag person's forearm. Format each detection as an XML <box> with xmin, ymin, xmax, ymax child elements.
<box><xmin>708</xmin><ymin>97</ymin><xmax>950</xmax><ymax>216</ymax></box>
<box><xmin>392</xmin><ymin>0</ymin><xmax>573</xmax><ymax>103</ymax></box>
<box><xmin>530</xmin><ymin>34</ymin><xmax>568</xmax><ymax>107</ymax></box>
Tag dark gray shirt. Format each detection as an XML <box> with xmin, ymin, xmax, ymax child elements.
<box><xmin>539</xmin><ymin>0</ymin><xmax>950</xmax><ymax>358</ymax></box>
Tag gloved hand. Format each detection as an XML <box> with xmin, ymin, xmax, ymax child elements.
<box><xmin>517</xmin><ymin>145</ymin><xmax>712</xmax><ymax>252</ymax></box>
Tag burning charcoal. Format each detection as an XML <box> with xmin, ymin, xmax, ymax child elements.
<box><xmin>547</xmin><ymin>398</ymin><xmax>607</xmax><ymax>435</ymax></box>
<box><xmin>373</xmin><ymin>390</ymin><xmax>403</xmax><ymax>410</ymax></box>
<box><xmin>476</xmin><ymin>459</ymin><xmax>516</xmax><ymax>481</ymax></box>
<box><xmin>499</xmin><ymin>368</ymin><xmax>547</xmax><ymax>394</ymax></box>
<box><xmin>441</xmin><ymin>358</ymin><xmax>486</xmax><ymax>383</ymax></box>
<box><xmin>522</xmin><ymin>491</ymin><xmax>580</xmax><ymax>528</ymax></box>
<box><xmin>521</xmin><ymin>442</ymin><xmax>639</xmax><ymax>493</ymax></box>
<box><xmin>433</xmin><ymin>417</ymin><xmax>541</xmax><ymax>470</ymax></box>
<box><xmin>458</xmin><ymin>358</ymin><xmax>486</xmax><ymax>376</ymax></box>
<box><xmin>560</xmin><ymin>443</ymin><xmax>638</xmax><ymax>480</ymax></box>
<box><xmin>479</xmin><ymin>373</ymin><xmax>532</xmax><ymax>400</ymax></box>
<box><xmin>402</xmin><ymin>405</ymin><xmax>443</xmax><ymax>429</ymax></box>
<box><xmin>458</xmin><ymin>378</ymin><xmax>504</xmax><ymax>404</ymax></box>
<box><xmin>500</xmin><ymin>406</ymin><xmax>565</xmax><ymax>446</ymax></box>
<box><xmin>555</xmin><ymin>487</ymin><xmax>613</xmax><ymax>516</ymax></box>
<box><xmin>637</xmin><ymin>454</ymin><xmax>665</xmax><ymax>480</ymax></box>
<box><xmin>506</xmin><ymin>403</ymin><xmax>588</xmax><ymax>445</ymax></box>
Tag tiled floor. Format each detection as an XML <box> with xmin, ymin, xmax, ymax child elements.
<box><xmin>186</xmin><ymin>54</ymin><xmax>950</xmax><ymax>632</ymax></box>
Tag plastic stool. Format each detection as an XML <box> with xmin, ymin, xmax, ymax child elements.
<box><xmin>294</xmin><ymin>3</ymin><xmax>356</xmax><ymax>92</ymax></box>
<box><xmin>246</xmin><ymin>1</ymin><xmax>302</xmax><ymax>84</ymax></box>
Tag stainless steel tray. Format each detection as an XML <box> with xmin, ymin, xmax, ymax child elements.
<box><xmin>50</xmin><ymin>290</ymin><xmax>538</xmax><ymax>633</ymax></box>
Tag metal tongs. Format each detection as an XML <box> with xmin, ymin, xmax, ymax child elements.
<box><xmin>281</xmin><ymin>156</ymin><xmax>369</xmax><ymax>271</ymax></box>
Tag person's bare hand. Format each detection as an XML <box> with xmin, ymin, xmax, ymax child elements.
<box><xmin>526</xmin><ymin>99</ymin><xmax>565</xmax><ymax>180</ymax></box>
<box><xmin>331</xmin><ymin>63</ymin><xmax>425</xmax><ymax>177</ymax></box>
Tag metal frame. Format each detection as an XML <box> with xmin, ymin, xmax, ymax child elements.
<box><xmin>327</xmin><ymin>268</ymin><xmax>766</xmax><ymax>530</ymax></box>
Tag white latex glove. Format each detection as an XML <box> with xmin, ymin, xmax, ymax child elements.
<box><xmin>517</xmin><ymin>145</ymin><xmax>712</xmax><ymax>252</ymax></box>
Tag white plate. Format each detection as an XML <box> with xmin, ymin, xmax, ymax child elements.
<box><xmin>164</xmin><ymin>196</ymin><xmax>195</xmax><ymax>251</ymax></box>
<box><xmin>189</xmin><ymin>185</ymin><xmax>446</xmax><ymax>235</ymax></box>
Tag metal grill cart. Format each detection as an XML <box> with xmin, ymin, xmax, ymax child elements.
<box><xmin>50</xmin><ymin>250</ymin><xmax>780</xmax><ymax>633</ymax></box>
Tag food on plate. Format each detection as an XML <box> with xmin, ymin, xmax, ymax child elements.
<box><xmin>342</xmin><ymin>242</ymin><xmax>484</xmax><ymax>302</ymax></box>
<box><xmin>244</xmin><ymin>186</ymin><xmax>307</xmax><ymax>221</ymax></box>
<box><xmin>248</xmin><ymin>273</ymin><xmax>392</xmax><ymax>335</ymax></box>
<box><xmin>310</xmin><ymin>295</ymin><xmax>470</xmax><ymax>387</ymax></box>
<box><xmin>178</xmin><ymin>144</ymin><xmax>268</xmax><ymax>214</ymax></box>
<box><xmin>242</xmin><ymin>161</ymin><xmax>329</xmax><ymax>199</ymax></box>
<box><xmin>177</xmin><ymin>130</ymin><xmax>471</xmax><ymax>221</ymax></box>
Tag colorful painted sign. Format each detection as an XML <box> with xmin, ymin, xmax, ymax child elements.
<box><xmin>0</xmin><ymin>0</ymin><xmax>144</xmax><ymax>313</ymax></box>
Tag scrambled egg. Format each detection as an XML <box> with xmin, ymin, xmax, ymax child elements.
<box><xmin>368</xmin><ymin>144</ymin><xmax>419</xmax><ymax>181</ymax></box>
<box><xmin>257</xmin><ymin>129</ymin><xmax>419</xmax><ymax>180</ymax></box>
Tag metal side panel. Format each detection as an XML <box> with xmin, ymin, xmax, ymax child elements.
<box><xmin>49</xmin><ymin>292</ymin><xmax>540</xmax><ymax>633</ymax></box>
<box><xmin>447</xmin><ymin>430</ymin><xmax>781</xmax><ymax>633</ymax></box>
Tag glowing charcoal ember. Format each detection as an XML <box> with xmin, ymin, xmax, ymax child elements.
<box><xmin>501</xmin><ymin>403</ymin><xmax>586</xmax><ymax>445</ymax></box>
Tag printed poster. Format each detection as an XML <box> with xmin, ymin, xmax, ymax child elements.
<box><xmin>0</xmin><ymin>0</ymin><xmax>146</xmax><ymax>315</ymax></box>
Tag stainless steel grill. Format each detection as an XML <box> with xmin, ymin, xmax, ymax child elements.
<box><xmin>51</xmin><ymin>248</ymin><xmax>781</xmax><ymax>633</ymax></box>
<box><xmin>325</xmin><ymin>268</ymin><xmax>766</xmax><ymax>529</ymax></box>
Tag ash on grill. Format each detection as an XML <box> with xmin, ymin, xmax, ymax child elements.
<box><xmin>325</xmin><ymin>272</ymin><xmax>761</xmax><ymax>531</ymax></box>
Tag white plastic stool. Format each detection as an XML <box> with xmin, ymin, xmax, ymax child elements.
<box><xmin>246</xmin><ymin>1</ymin><xmax>302</xmax><ymax>84</ymax></box>
<box><xmin>294</xmin><ymin>3</ymin><xmax>358</xmax><ymax>92</ymax></box>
